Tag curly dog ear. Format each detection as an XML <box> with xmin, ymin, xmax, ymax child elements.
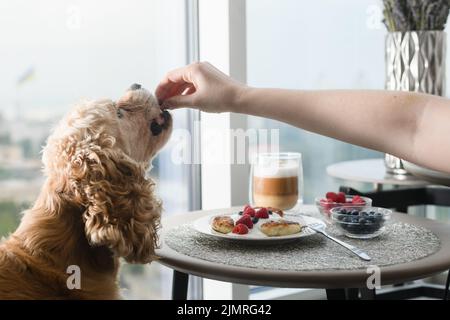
<box><xmin>41</xmin><ymin>100</ymin><xmax>161</xmax><ymax>264</ymax></box>
<box><xmin>69</xmin><ymin>133</ymin><xmax>161</xmax><ymax>264</ymax></box>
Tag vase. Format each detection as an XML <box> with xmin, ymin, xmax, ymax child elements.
<box><xmin>384</xmin><ymin>31</ymin><xmax>446</xmax><ymax>175</ymax></box>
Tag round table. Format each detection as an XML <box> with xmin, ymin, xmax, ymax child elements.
<box><xmin>326</xmin><ymin>159</ymin><xmax>428</xmax><ymax>191</ymax></box>
<box><xmin>155</xmin><ymin>206</ymin><xmax>450</xmax><ymax>300</ymax></box>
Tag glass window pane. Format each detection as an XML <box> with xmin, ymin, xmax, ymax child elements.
<box><xmin>247</xmin><ymin>0</ymin><xmax>383</xmax><ymax>203</ymax></box>
<box><xmin>0</xmin><ymin>0</ymin><xmax>191</xmax><ymax>299</ymax></box>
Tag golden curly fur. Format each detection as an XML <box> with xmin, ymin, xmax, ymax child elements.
<box><xmin>0</xmin><ymin>85</ymin><xmax>172</xmax><ymax>299</ymax></box>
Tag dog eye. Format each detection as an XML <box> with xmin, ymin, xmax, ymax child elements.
<box><xmin>116</xmin><ymin>108</ymin><xmax>124</xmax><ymax>118</ymax></box>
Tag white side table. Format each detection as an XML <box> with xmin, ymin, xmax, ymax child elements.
<box><xmin>326</xmin><ymin>159</ymin><xmax>429</xmax><ymax>191</ymax></box>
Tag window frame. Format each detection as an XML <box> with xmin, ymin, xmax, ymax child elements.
<box><xmin>197</xmin><ymin>0</ymin><xmax>250</xmax><ymax>300</ymax></box>
<box><xmin>196</xmin><ymin>0</ymin><xmax>316</xmax><ymax>300</ymax></box>
<box><xmin>185</xmin><ymin>0</ymin><xmax>203</xmax><ymax>300</ymax></box>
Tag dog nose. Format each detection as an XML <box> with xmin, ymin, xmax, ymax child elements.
<box><xmin>150</xmin><ymin>121</ymin><xmax>163</xmax><ymax>136</ymax></box>
<box><xmin>129</xmin><ymin>83</ymin><xmax>142</xmax><ymax>91</ymax></box>
<box><xmin>150</xmin><ymin>111</ymin><xmax>171</xmax><ymax>136</ymax></box>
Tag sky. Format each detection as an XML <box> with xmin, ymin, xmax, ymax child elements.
<box><xmin>3</xmin><ymin>0</ymin><xmax>450</xmax><ymax>122</ymax></box>
<box><xmin>0</xmin><ymin>0</ymin><xmax>186</xmax><ymax>120</ymax></box>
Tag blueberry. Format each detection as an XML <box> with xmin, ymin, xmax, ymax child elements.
<box><xmin>252</xmin><ymin>217</ymin><xmax>259</xmax><ymax>224</ymax></box>
<box><xmin>359</xmin><ymin>218</ymin><xmax>367</xmax><ymax>225</ymax></box>
<box><xmin>369</xmin><ymin>211</ymin><xmax>375</xmax><ymax>216</ymax></box>
<box><xmin>238</xmin><ymin>211</ymin><xmax>243</xmax><ymax>215</ymax></box>
<box><xmin>343</xmin><ymin>216</ymin><xmax>352</xmax><ymax>223</ymax></box>
<box><xmin>351</xmin><ymin>217</ymin><xmax>359</xmax><ymax>224</ymax></box>
<box><xmin>347</xmin><ymin>224</ymin><xmax>359</xmax><ymax>232</ymax></box>
<box><xmin>351</xmin><ymin>210</ymin><xmax>359</xmax><ymax>216</ymax></box>
<box><xmin>268</xmin><ymin>210</ymin><xmax>273</xmax><ymax>215</ymax></box>
<box><xmin>340</xmin><ymin>209</ymin><xmax>348</xmax><ymax>215</ymax></box>
<box><xmin>361</xmin><ymin>211</ymin><xmax>369</xmax><ymax>217</ymax></box>
<box><xmin>337</xmin><ymin>215</ymin><xmax>344</xmax><ymax>221</ymax></box>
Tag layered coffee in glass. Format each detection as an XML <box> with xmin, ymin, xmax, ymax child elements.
<box><xmin>250</xmin><ymin>153</ymin><xmax>303</xmax><ymax>211</ymax></box>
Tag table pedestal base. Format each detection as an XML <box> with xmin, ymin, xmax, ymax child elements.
<box><xmin>172</xmin><ymin>270</ymin><xmax>189</xmax><ymax>300</ymax></box>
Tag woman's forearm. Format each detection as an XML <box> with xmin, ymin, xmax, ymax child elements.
<box><xmin>237</xmin><ymin>88</ymin><xmax>443</xmax><ymax>168</ymax></box>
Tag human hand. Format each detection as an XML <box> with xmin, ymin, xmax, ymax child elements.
<box><xmin>155</xmin><ymin>62</ymin><xmax>245</xmax><ymax>113</ymax></box>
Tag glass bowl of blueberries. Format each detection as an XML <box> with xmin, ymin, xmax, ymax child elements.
<box><xmin>330</xmin><ymin>206</ymin><xmax>392</xmax><ymax>239</ymax></box>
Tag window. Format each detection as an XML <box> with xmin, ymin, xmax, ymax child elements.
<box><xmin>244</xmin><ymin>0</ymin><xmax>385</xmax><ymax>299</ymax></box>
<box><xmin>246</xmin><ymin>0</ymin><xmax>383</xmax><ymax>203</ymax></box>
<box><xmin>245</xmin><ymin>0</ymin><xmax>450</xmax><ymax>299</ymax></box>
<box><xmin>0</xmin><ymin>0</ymin><xmax>194</xmax><ymax>299</ymax></box>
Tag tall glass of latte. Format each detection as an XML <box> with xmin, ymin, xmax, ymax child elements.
<box><xmin>249</xmin><ymin>153</ymin><xmax>303</xmax><ymax>210</ymax></box>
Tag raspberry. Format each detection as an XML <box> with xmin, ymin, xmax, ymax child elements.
<box><xmin>352</xmin><ymin>195</ymin><xmax>365</xmax><ymax>204</ymax></box>
<box><xmin>236</xmin><ymin>214</ymin><xmax>253</xmax><ymax>229</ymax></box>
<box><xmin>243</xmin><ymin>204</ymin><xmax>252</xmax><ymax>212</ymax></box>
<box><xmin>255</xmin><ymin>207</ymin><xmax>269</xmax><ymax>219</ymax></box>
<box><xmin>336</xmin><ymin>192</ymin><xmax>346</xmax><ymax>203</ymax></box>
<box><xmin>232</xmin><ymin>223</ymin><xmax>249</xmax><ymax>235</ymax></box>
<box><xmin>326</xmin><ymin>192</ymin><xmax>338</xmax><ymax>202</ymax></box>
<box><xmin>243</xmin><ymin>207</ymin><xmax>256</xmax><ymax>217</ymax></box>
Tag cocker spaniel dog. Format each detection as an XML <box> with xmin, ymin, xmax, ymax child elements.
<box><xmin>0</xmin><ymin>84</ymin><xmax>172</xmax><ymax>299</ymax></box>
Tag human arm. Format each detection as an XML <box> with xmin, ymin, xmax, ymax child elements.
<box><xmin>156</xmin><ymin>62</ymin><xmax>450</xmax><ymax>173</ymax></box>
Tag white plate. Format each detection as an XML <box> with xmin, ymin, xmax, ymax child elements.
<box><xmin>192</xmin><ymin>212</ymin><xmax>325</xmax><ymax>243</ymax></box>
